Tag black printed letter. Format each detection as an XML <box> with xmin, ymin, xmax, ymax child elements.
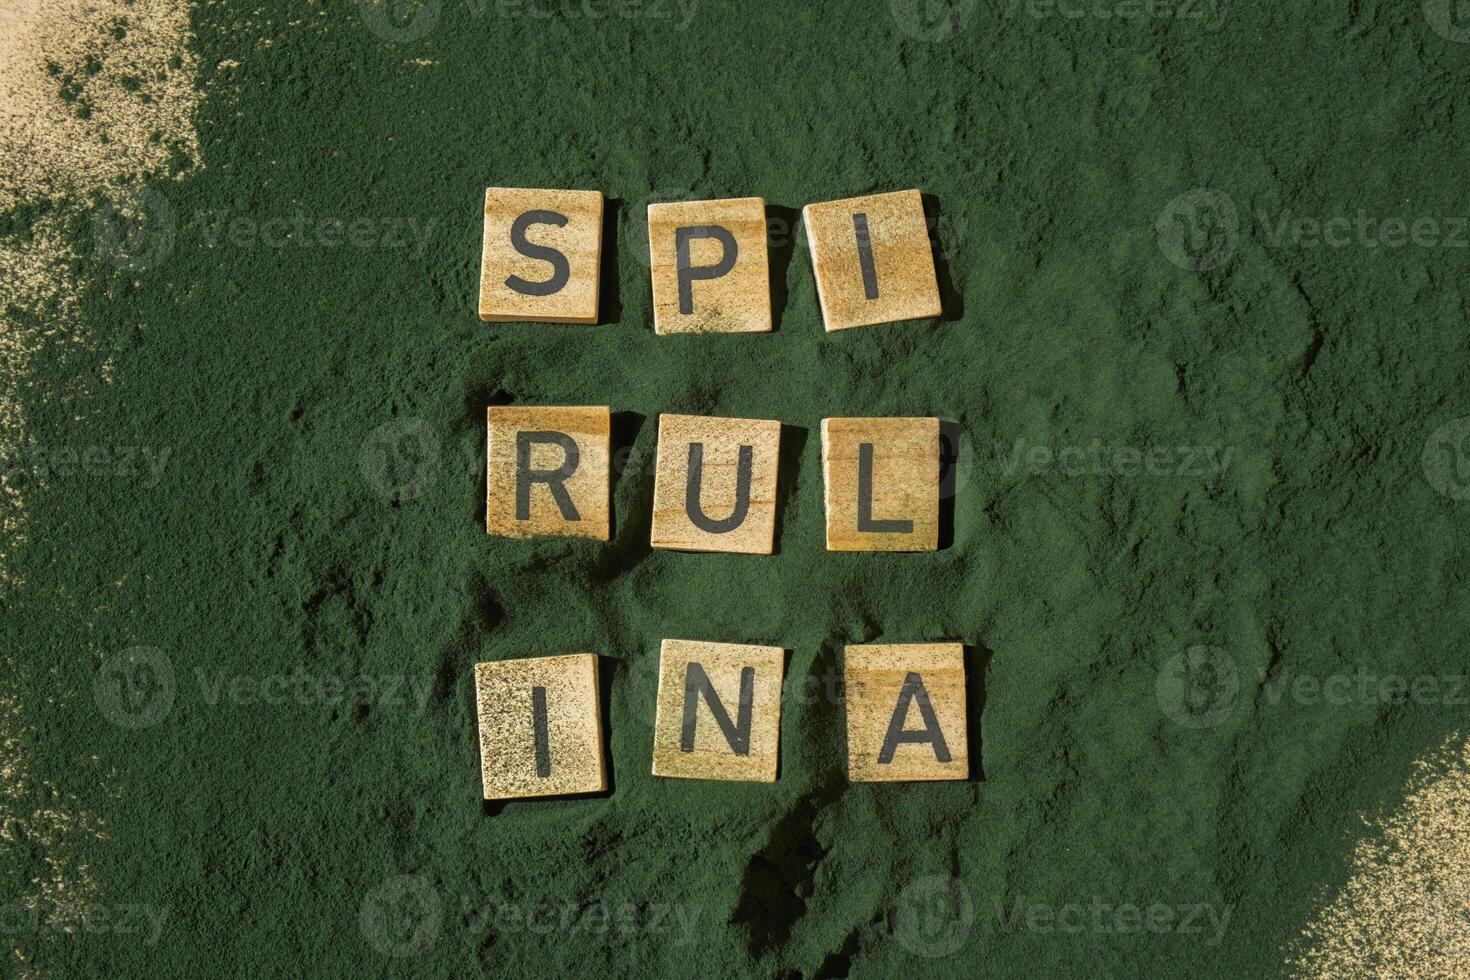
<box><xmin>516</xmin><ymin>431</ymin><xmax>580</xmax><ymax>521</ymax></box>
<box><xmin>505</xmin><ymin>210</ymin><xmax>571</xmax><ymax>296</ymax></box>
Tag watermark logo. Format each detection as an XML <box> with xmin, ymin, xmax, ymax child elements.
<box><xmin>94</xmin><ymin>188</ymin><xmax>177</xmax><ymax>271</ymax></box>
<box><xmin>94</xmin><ymin>647</ymin><xmax>176</xmax><ymax>729</ymax></box>
<box><xmin>360</xmin><ymin>417</ymin><xmax>441</xmax><ymax>501</ymax></box>
<box><xmin>359</xmin><ymin>0</ymin><xmax>442</xmax><ymax>42</ymax></box>
<box><xmin>890</xmin><ymin>0</ymin><xmax>979</xmax><ymax>41</ymax></box>
<box><xmin>1155</xmin><ymin>188</ymin><xmax>1238</xmax><ymax>271</ymax></box>
<box><xmin>360</xmin><ymin>875</ymin><xmax>442</xmax><ymax>957</ymax></box>
<box><xmin>1156</xmin><ymin>645</ymin><xmax>1238</xmax><ymax>729</ymax></box>
<box><xmin>891</xmin><ymin>874</ymin><xmax>973</xmax><ymax>957</ymax></box>
<box><xmin>1425</xmin><ymin>0</ymin><xmax>1470</xmax><ymax>42</ymax></box>
<box><xmin>1423</xmin><ymin>417</ymin><xmax>1470</xmax><ymax>500</ymax></box>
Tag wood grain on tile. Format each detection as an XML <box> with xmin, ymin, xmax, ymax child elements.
<box><xmin>648</xmin><ymin>197</ymin><xmax>771</xmax><ymax>334</ymax></box>
<box><xmin>650</xmin><ymin>413</ymin><xmax>781</xmax><ymax>554</ymax></box>
<box><xmin>803</xmin><ymin>189</ymin><xmax>940</xmax><ymax>331</ymax></box>
<box><xmin>486</xmin><ymin>406</ymin><xmax>610</xmax><ymax>540</ymax></box>
<box><xmin>845</xmin><ymin>643</ymin><xmax>967</xmax><ymax>782</ymax></box>
<box><xmin>474</xmin><ymin>653</ymin><xmax>606</xmax><ymax>799</ymax></box>
<box><xmin>822</xmin><ymin>417</ymin><xmax>939</xmax><ymax>552</ymax></box>
<box><xmin>652</xmin><ymin>639</ymin><xmax>785</xmax><ymax>782</ymax></box>
<box><xmin>479</xmin><ymin>187</ymin><xmax>603</xmax><ymax>324</ymax></box>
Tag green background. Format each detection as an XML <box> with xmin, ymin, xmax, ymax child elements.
<box><xmin>8</xmin><ymin>0</ymin><xmax>1470</xmax><ymax>974</ymax></box>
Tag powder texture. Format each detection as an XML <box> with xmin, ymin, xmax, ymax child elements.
<box><xmin>4</xmin><ymin>1</ymin><xmax>1469</xmax><ymax>976</ymax></box>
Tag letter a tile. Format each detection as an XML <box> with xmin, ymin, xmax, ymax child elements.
<box><xmin>845</xmin><ymin>644</ymin><xmax>967</xmax><ymax>782</ymax></box>
<box><xmin>652</xmin><ymin>639</ymin><xmax>785</xmax><ymax>782</ymax></box>
<box><xmin>803</xmin><ymin>189</ymin><xmax>940</xmax><ymax>331</ymax></box>
<box><xmin>822</xmin><ymin>417</ymin><xmax>939</xmax><ymax>551</ymax></box>
<box><xmin>479</xmin><ymin>187</ymin><xmax>603</xmax><ymax>324</ymax></box>
<box><xmin>648</xmin><ymin>197</ymin><xmax>771</xmax><ymax>334</ymax></box>
<box><xmin>475</xmin><ymin>654</ymin><xmax>607</xmax><ymax>800</ymax></box>
<box><xmin>486</xmin><ymin>406</ymin><xmax>611</xmax><ymax>540</ymax></box>
<box><xmin>651</xmin><ymin>413</ymin><xmax>781</xmax><ymax>554</ymax></box>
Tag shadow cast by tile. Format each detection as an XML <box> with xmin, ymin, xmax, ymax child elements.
<box><xmin>595</xmin><ymin>411</ymin><xmax>653</xmax><ymax>582</ymax></box>
<box><xmin>601</xmin><ymin>197</ymin><xmax>623</xmax><ymax>324</ymax></box>
<box><xmin>922</xmin><ymin>193</ymin><xmax>963</xmax><ymax>324</ymax></box>
<box><xmin>772</xmin><ymin>423</ymin><xmax>809</xmax><ymax>555</ymax></box>
<box><xmin>963</xmin><ymin>641</ymin><xmax>991</xmax><ymax>781</ymax></box>
<box><xmin>939</xmin><ymin>419</ymin><xmax>965</xmax><ymax>551</ymax></box>
<box><xmin>766</xmin><ymin>203</ymin><xmax>801</xmax><ymax>332</ymax></box>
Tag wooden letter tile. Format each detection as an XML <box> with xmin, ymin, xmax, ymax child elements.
<box><xmin>486</xmin><ymin>406</ymin><xmax>610</xmax><ymax>540</ymax></box>
<box><xmin>822</xmin><ymin>417</ymin><xmax>939</xmax><ymax>551</ymax></box>
<box><xmin>652</xmin><ymin>639</ymin><xmax>785</xmax><ymax>782</ymax></box>
<box><xmin>648</xmin><ymin>197</ymin><xmax>771</xmax><ymax>334</ymax></box>
<box><xmin>479</xmin><ymin>187</ymin><xmax>603</xmax><ymax>324</ymax></box>
<box><xmin>803</xmin><ymin>189</ymin><xmax>940</xmax><ymax>331</ymax></box>
<box><xmin>474</xmin><ymin>653</ymin><xmax>606</xmax><ymax>800</ymax></box>
<box><xmin>845</xmin><ymin>644</ymin><xmax>968</xmax><ymax>782</ymax></box>
<box><xmin>650</xmin><ymin>413</ymin><xmax>781</xmax><ymax>554</ymax></box>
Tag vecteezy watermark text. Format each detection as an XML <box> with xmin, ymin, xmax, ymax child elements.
<box><xmin>189</xmin><ymin>210</ymin><xmax>436</xmax><ymax>257</ymax></box>
<box><xmin>1157</xmin><ymin>645</ymin><xmax>1470</xmax><ymax>730</ymax></box>
<box><xmin>460</xmin><ymin>896</ymin><xmax>701</xmax><ymax>943</ymax></box>
<box><xmin>94</xmin><ymin>647</ymin><xmax>437</xmax><ymax>728</ymax></box>
<box><xmin>358</xmin><ymin>875</ymin><xmax>702</xmax><ymax>958</ymax></box>
<box><xmin>996</xmin><ymin>437</ymin><xmax>1231</xmax><ymax>480</ymax></box>
<box><xmin>0</xmin><ymin>443</ymin><xmax>171</xmax><ymax>487</ymax></box>
<box><xmin>478</xmin><ymin>0</ymin><xmax>698</xmax><ymax>29</ymax></box>
<box><xmin>1156</xmin><ymin>188</ymin><xmax>1470</xmax><ymax>271</ymax></box>
<box><xmin>996</xmin><ymin>895</ymin><xmax>1232</xmax><ymax>945</ymax></box>
<box><xmin>1003</xmin><ymin>0</ymin><xmax>1230</xmax><ymax>31</ymax></box>
<box><xmin>196</xmin><ymin>668</ymin><xmax>435</xmax><ymax>710</ymax></box>
<box><xmin>358</xmin><ymin>0</ymin><xmax>698</xmax><ymax>44</ymax></box>
<box><xmin>94</xmin><ymin>189</ymin><xmax>438</xmax><ymax>270</ymax></box>
<box><xmin>0</xmin><ymin>902</ymin><xmax>168</xmax><ymax>946</ymax></box>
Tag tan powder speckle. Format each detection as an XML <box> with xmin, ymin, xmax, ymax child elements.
<box><xmin>1290</xmin><ymin>732</ymin><xmax>1470</xmax><ymax>977</ymax></box>
<box><xmin>0</xmin><ymin>0</ymin><xmax>202</xmax><ymax>966</ymax></box>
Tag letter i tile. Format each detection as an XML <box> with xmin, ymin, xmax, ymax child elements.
<box><xmin>475</xmin><ymin>654</ymin><xmax>607</xmax><ymax>800</ymax></box>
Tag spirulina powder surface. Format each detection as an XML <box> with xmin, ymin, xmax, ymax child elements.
<box><xmin>3</xmin><ymin>1</ymin><xmax>1470</xmax><ymax>976</ymax></box>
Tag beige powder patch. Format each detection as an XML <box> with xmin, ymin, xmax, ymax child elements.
<box><xmin>0</xmin><ymin>0</ymin><xmax>202</xmax><ymax>968</ymax></box>
<box><xmin>1289</xmin><ymin>732</ymin><xmax>1470</xmax><ymax>977</ymax></box>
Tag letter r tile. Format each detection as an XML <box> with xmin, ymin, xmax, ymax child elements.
<box><xmin>822</xmin><ymin>417</ymin><xmax>939</xmax><ymax>551</ymax></box>
<box><xmin>652</xmin><ymin>639</ymin><xmax>785</xmax><ymax>782</ymax></box>
<box><xmin>650</xmin><ymin>413</ymin><xmax>781</xmax><ymax>554</ymax></box>
<box><xmin>803</xmin><ymin>189</ymin><xmax>941</xmax><ymax>331</ymax></box>
<box><xmin>845</xmin><ymin>643</ymin><xmax>968</xmax><ymax>782</ymax></box>
<box><xmin>486</xmin><ymin>406</ymin><xmax>611</xmax><ymax>540</ymax></box>
<box><xmin>648</xmin><ymin>197</ymin><xmax>771</xmax><ymax>334</ymax></box>
<box><xmin>475</xmin><ymin>654</ymin><xmax>606</xmax><ymax>800</ymax></box>
<box><xmin>479</xmin><ymin>187</ymin><xmax>603</xmax><ymax>324</ymax></box>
